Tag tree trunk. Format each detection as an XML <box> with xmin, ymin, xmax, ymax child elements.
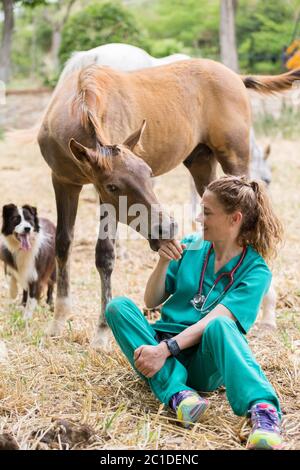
<box><xmin>220</xmin><ymin>0</ymin><xmax>239</xmax><ymax>72</ymax></box>
<box><xmin>50</xmin><ymin>0</ymin><xmax>76</xmax><ymax>71</ymax></box>
<box><xmin>0</xmin><ymin>0</ymin><xmax>14</xmax><ymax>83</ymax></box>
<box><xmin>50</xmin><ymin>26</ymin><xmax>62</xmax><ymax>71</ymax></box>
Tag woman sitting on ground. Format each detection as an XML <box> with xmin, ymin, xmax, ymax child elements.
<box><xmin>105</xmin><ymin>175</ymin><xmax>283</xmax><ymax>450</ymax></box>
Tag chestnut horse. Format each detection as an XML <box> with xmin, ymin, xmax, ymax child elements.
<box><xmin>37</xmin><ymin>59</ymin><xmax>300</xmax><ymax>348</ymax></box>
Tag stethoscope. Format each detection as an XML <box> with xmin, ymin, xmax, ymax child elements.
<box><xmin>190</xmin><ymin>243</ymin><xmax>247</xmax><ymax>313</ymax></box>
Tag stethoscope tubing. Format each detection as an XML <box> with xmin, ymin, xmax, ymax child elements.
<box><xmin>191</xmin><ymin>243</ymin><xmax>247</xmax><ymax>312</ymax></box>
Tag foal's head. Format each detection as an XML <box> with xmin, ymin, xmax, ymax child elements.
<box><xmin>69</xmin><ymin>122</ymin><xmax>177</xmax><ymax>250</ymax></box>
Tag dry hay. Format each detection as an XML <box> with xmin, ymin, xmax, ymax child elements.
<box><xmin>0</xmin><ymin>104</ymin><xmax>299</xmax><ymax>449</ymax></box>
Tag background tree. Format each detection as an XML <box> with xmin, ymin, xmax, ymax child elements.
<box><xmin>44</xmin><ymin>0</ymin><xmax>76</xmax><ymax>73</ymax></box>
<box><xmin>237</xmin><ymin>0</ymin><xmax>298</xmax><ymax>73</ymax></box>
<box><xmin>219</xmin><ymin>0</ymin><xmax>239</xmax><ymax>71</ymax></box>
<box><xmin>0</xmin><ymin>0</ymin><xmax>46</xmax><ymax>83</ymax></box>
<box><xmin>59</xmin><ymin>1</ymin><xmax>145</xmax><ymax>67</ymax></box>
<box><xmin>0</xmin><ymin>0</ymin><xmax>14</xmax><ymax>82</ymax></box>
<box><xmin>133</xmin><ymin>0</ymin><xmax>219</xmax><ymax>58</ymax></box>
<box><xmin>2</xmin><ymin>0</ymin><xmax>300</xmax><ymax>86</ymax></box>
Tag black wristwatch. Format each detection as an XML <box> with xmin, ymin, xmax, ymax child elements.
<box><xmin>162</xmin><ymin>338</ymin><xmax>181</xmax><ymax>357</ymax></box>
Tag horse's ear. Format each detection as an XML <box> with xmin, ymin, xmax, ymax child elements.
<box><xmin>123</xmin><ymin>120</ymin><xmax>146</xmax><ymax>152</ymax></box>
<box><xmin>264</xmin><ymin>143</ymin><xmax>271</xmax><ymax>160</ymax></box>
<box><xmin>69</xmin><ymin>138</ymin><xmax>97</xmax><ymax>165</ymax></box>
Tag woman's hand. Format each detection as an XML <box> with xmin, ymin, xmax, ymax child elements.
<box><xmin>158</xmin><ymin>240</ymin><xmax>186</xmax><ymax>261</ymax></box>
<box><xmin>134</xmin><ymin>343</ymin><xmax>170</xmax><ymax>378</ymax></box>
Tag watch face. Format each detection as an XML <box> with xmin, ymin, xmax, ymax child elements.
<box><xmin>167</xmin><ymin>338</ymin><xmax>181</xmax><ymax>356</ymax></box>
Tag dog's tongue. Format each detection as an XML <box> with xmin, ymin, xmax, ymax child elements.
<box><xmin>20</xmin><ymin>234</ymin><xmax>31</xmax><ymax>251</ymax></box>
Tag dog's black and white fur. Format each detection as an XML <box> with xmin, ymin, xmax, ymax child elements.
<box><xmin>0</xmin><ymin>204</ymin><xmax>56</xmax><ymax>319</ymax></box>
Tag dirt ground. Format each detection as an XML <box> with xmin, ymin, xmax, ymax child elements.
<box><xmin>0</xmin><ymin>93</ymin><xmax>299</xmax><ymax>450</ymax></box>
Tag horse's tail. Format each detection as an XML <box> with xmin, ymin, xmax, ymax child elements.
<box><xmin>241</xmin><ymin>68</ymin><xmax>300</xmax><ymax>94</ymax></box>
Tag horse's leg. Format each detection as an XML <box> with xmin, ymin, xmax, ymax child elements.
<box><xmin>184</xmin><ymin>144</ymin><xmax>218</xmax><ymax>197</ymax></box>
<box><xmin>212</xmin><ymin>129</ymin><xmax>250</xmax><ymax>177</ymax></box>
<box><xmin>259</xmin><ymin>280</ymin><xmax>277</xmax><ymax>330</ymax></box>
<box><xmin>91</xmin><ymin>199</ymin><xmax>117</xmax><ymax>350</ymax></box>
<box><xmin>46</xmin><ymin>174</ymin><xmax>82</xmax><ymax>336</ymax></box>
<box><xmin>46</xmin><ymin>281</ymin><xmax>55</xmax><ymax>311</ymax></box>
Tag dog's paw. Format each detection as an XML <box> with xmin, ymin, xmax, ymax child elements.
<box><xmin>90</xmin><ymin>327</ymin><xmax>113</xmax><ymax>351</ymax></box>
<box><xmin>45</xmin><ymin>319</ymin><xmax>65</xmax><ymax>337</ymax></box>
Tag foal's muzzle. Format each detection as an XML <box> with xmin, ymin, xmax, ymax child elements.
<box><xmin>148</xmin><ymin>218</ymin><xmax>178</xmax><ymax>251</ymax></box>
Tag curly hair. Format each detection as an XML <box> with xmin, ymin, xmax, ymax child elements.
<box><xmin>206</xmin><ymin>175</ymin><xmax>284</xmax><ymax>261</ymax></box>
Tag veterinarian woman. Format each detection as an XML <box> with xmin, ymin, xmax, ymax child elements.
<box><xmin>105</xmin><ymin>176</ymin><xmax>283</xmax><ymax>450</ymax></box>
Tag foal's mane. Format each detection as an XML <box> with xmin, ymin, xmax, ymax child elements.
<box><xmin>71</xmin><ymin>65</ymin><xmax>117</xmax><ymax>170</ymax></box>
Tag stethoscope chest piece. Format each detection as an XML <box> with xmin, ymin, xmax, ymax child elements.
<box><xmin>190</xmin><ymin>294</ymin><xmax>206</xmax><ymax>310</ymax></box>
<box><xmin>190</xmin><ymin>244</ymin><xmax>247</xmax><ymax>313</ymax></box>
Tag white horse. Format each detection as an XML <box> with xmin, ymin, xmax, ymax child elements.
<box><xmin>21</xmin><ymin>43</ymin><xmax>275</xmax><ymax>330</ymax></box>
<box><xmin>59</xmin><ymin>42</ymin><xmax>191</xmax><ymax>81</ymax></box>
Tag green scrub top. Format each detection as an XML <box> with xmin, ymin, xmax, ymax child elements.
<box><xmin>153</xmin><ymin>233</ymin><xmax>272</xmax><ymax>336</ymax></box>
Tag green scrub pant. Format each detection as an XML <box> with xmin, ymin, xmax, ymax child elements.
<box><xmin>105</xmin><ymin>296</ymin><xmax>280</xmax><ymax>417</ymax></box>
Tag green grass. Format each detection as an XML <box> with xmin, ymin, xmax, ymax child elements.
<box><xmin>279</xmin><ymin>327</ymin><xmax>292</xmax><ymax>349</ymax></box>
<box><xmin>7</xmin><ymin>308</ymin><xmax>26</xmax><ymax>333</ymax></box>
<box><xmin>254</xmin><ymin>106</ymin><xmax>300</xmax><ymax>139</ymax></box>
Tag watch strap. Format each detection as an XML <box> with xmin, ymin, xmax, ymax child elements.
<box><xmin>163</xmin><ymin>338</ymin><xmax>181</xmax><ymax>357</ymax></box>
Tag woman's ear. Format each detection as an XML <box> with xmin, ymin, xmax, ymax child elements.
<box><xmin>231</xmin><ymin>211</ymin><xmax>243</xmax><ymax>226</ymax></box>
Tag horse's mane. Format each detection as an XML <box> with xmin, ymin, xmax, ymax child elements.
<box><xmin>71</xmin><ymin>65</ymin><xmax>117</xmax><ymax>170</ymax></box>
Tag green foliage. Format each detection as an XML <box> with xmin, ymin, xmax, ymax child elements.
<box><xmin>237</xmin><ymin>0</ymin><xmax>297</xmax><ymax>72</ymax></box>
<box><xmin>11</xmin><ymin>4</ymin><xmax>54</xmax><ymax>79</ymax></box>
<box><xmin>11</xmin><ymin>22</ymin><xmax>35</xmax><ymax>77</ymax></box>
<box><xmin>132</xmin><ymin>0</ymin><xmax>298</xmax><ymax>71</ymax></box>
<box><xmin>134</xmin><ymin>0</ymin><xmax>219</xmax><ymax>58</ymax></box>
<box><xmin>148</xmin><ymin>38</ymin><xmax>186</xmax><ymax>57</ymax></box>
<box><xmin>4</xmin><ymin>0</ymin><xmax>300</xmax><ymax>82</ymax></box>
<box><xmin>59</xmin><ymin>1</ymin><xmax>145</xmax><ymax>66</ymax></box>
<box><xmin>35</xmin><ymin>18</ymin><xmax>53</xmax><ymax>52</ymax></box>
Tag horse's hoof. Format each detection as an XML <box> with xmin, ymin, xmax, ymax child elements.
<box><xmin>257</xmin><ymin>322</ymin><xmax>277</xmax><ymax>333</ymax></box>
<box><xmin>45</xmin><ymin>319</ymin><xmax>64</xmax><ymax>337</ymax></box>
<box><xmin>91</xmin><ymin>327</ymin><xmax>113</xmax><ymax>351</ymax></box>
<box><xmin>259</xmin><ymin>321</ymin><xmax>277</xmax><ymax>330</ymax></box>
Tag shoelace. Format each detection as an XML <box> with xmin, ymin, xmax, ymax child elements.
<box><xmin>251</xmin><ymin>407</ymin><xmax>280</xmax><ymax>432</ymax></box>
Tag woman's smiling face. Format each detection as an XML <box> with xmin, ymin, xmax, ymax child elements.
<box><xmin>196</xmin><ymin>190</ymin><xmax>238</xmax><ymax>242</ymax></box>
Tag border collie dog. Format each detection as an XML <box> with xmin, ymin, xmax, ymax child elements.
<box><xmin>0</xmin><ymin>204</ymin><xmax>56</xmax><ymax>319</ymax></box>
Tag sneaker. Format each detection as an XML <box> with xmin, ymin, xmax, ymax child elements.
<box><xmin>170</xmin><ymin>390</ymin><xmax>209</xmax><ymax>428</ymax></box>
<box><xmin>247</xmin><ymin>403</ymin><xmax>282</xmax><ymax>450</ymax></box>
